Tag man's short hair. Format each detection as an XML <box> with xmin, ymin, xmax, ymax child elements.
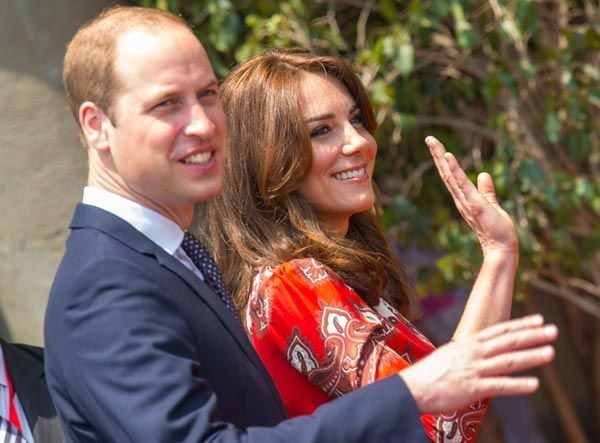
<box><xmin>63</xmin><ymin>6</ymin><xmax>190</xmax><ymax>125</ymax></box>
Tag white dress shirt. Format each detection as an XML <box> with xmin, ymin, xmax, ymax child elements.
<box><xmin>0</xmin><ymin>346</ymin><xmax>35</xmax><ymax>442</ymax></box>
<box><xmin>82</xmin><ymin>186</ymin><xmax>205</xmax><ymax>280</ymax></box>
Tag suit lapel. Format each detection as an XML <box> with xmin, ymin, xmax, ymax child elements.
<box><xmin>155</xmin><ymin>248</ymin><xmax>268</xmax><ymax>370</ymax></box>
<box><xmin>71</xmin><ymin>204</ymin><xmax>283</xmax><ymax>408</ymax></box>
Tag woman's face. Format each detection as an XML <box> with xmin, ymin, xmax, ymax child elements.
<box><xmin>298</xmin><ymin>72</ymin><xmax>377</xmax><ymax>236</ymax></box>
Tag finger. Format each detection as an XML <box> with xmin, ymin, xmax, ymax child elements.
<box><xmin>479</xmin><ymin>345</ymin><xmax>555</xmax><ymax>376</ymax></box>
<box><xmin>477</xmin><ymin>172</ymin><xmax>499</xmax><ymax>205</ymax></box>
<box><xmin>480</xmin><ymin>324</ymin><xmax>558</xmax><ymax>358</ymax></box>
<box><xmin>475</xmin><ymin>314</ymin><xmax>545</xmax><ymax>341</ymax></box>
<box><xmin>476</xmin><ymin>376</ymin><xmax>540</xmax><ymax>398</ymax></box>
<box><xmin>425</xmin><ymin>136</ymin><xmax>467</xmax><ymax>209</ymax></box>
<box><xmin>425</xmin><ymin>136</ymin><xmax>453</xmax><ymax>187</ymax></box>
<box><xmin>425</xmin><ymin>135</ymin><xmax>448</xmax><ymax>165</ymax></box>
<box><xmin>444</xmin><ymin>152</ymin><xmax>490</xmax><ymax>212</ymax></box>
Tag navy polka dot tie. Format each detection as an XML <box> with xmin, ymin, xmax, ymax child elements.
<box><xmin>181</xmin><ymin>232</ymin><xmax>241</xmax><ymax>322</ymax></box>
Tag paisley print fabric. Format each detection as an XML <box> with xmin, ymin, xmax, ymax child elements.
<box><xmin>246</xmin><ymin>258</ymin><xmax>489</xmax><ymax>442</ymax></box>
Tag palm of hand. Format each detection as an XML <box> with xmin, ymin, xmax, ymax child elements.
<box><xmin>458</xmin><ymin>172</ymin><xmax>518</xmax><ymax>254</ymax></box>
<box><xmin>426</xmin><ymin>136</ymin><xmax>518</xmax><ymax>255</ymax></box>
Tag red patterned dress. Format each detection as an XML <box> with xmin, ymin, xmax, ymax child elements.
<box><xmin>246</xmin><ymin>258</ymin><xmax>489</xmax><ymax>442</ymax></box>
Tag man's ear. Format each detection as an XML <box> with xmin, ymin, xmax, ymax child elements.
<box><xmin>79</xmin><ymin>102</ymin><xmax>111</xmax><ymax>152</ymax></box>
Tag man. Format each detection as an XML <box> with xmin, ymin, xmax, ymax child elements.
<box><xmin>45</xmin><ymin>6</ymin><xmax>557</xmax><ymax>442</ymax></box>
<box><xmin>1</xmin><ymin>339</ymin><xmax>64</xmax><ymax>442</ymax></box>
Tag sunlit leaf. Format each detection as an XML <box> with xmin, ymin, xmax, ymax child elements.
<box><xmin>394</xmin><ymin>43</ymin><xmax>414</xmax><ymax>75</ymax></box>
<box><xmin>544</xmin><ymin>112</ymin><xmax>561</xmax><ymax>143</ymax></box>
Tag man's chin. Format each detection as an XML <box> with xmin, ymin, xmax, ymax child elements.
<box><xmin>193</xmin><ymin>181</ymin><xmax>223</xmax><ymax>204</ymax></box>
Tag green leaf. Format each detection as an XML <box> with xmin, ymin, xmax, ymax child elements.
<box><xmin>436</xmin><ymin>254</ymin><xmax>455</xmax><ymax>282</ymax></box>
<box><xmin>370</xmin><ymin>79</ymin><xmax>395</xmax><ymax>107</ymax></box>
<box><xmin>589</xmin><ymin>90</ymin><xmax>600</xmax><ymax>109</ymax></box>
<box><xmin>483</xmin><ymin>72</ymin><xmax>501</xmax><ymax>104</ymax></box>
<box><xmin>379</xmin><ymin>0</ymin><xmax>398</xmax><ymax>23</ymax></box>
<box><xmin>499</xmin><ymin>17</ymin><xmax>521</xmax><ymax>43</ymax></box>
<box><xmin>451</xmin><ymin>0</ymin><xmax>480</xmax><ymax>49</ymax></box>
<box><xmin>394</xmin><ymin>42</ymin><xmax>414</xmax><ymax>75</ymax></box>
<box><xmin>397</xmin><ymin>113</ymin><xmax>417</xmax><ymax>131</ymax></box>
<box><xmin>519</xmin><ymin>58</ymin><xmax>535</xmax><ymax>79</ymax></box>
<box><xmin>544</xmin><ymin>112</ymin><xmax>561</xmax><ymax>143</ymax></box>
<box><xmin>156</xmin><ymin>0</ymin><xmax>169</xmax><ymax>10</ymax></box>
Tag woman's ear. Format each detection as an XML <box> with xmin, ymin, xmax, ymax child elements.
<box><xmin>79</xmin><ymin>101</ymin><xmax>111</xmax><ymax>152</ymax></box>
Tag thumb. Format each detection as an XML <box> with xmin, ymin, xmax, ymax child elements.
<box><xmin>477</xmin><ymin>172</ymin><xmax>498</xmax><ymax>205</ymax></box>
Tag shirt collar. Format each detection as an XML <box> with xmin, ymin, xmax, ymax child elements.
<box><xmin>82</xmin><ymin>186</ymin><xmax>184</xmax><ymax>254</ymax></box>
<box><xmin>0</xmin><ymin>346</ymin><xmax>6</xmax><ymax>389</ymax></box>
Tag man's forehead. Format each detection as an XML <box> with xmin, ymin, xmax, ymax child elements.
<box><xmin>116</xmin><ymin>26</ymin><xmax>177</xmax><ymax>56</ymax></box>
<box><xmin>113</xmin><ymin>25</ymin><xmax>209</xmax><ymax>73</ymax></box>
<box><xmin>111</xmin><ymin>24</ymin><xmax>215</xmax><ymax>98</ymax></box>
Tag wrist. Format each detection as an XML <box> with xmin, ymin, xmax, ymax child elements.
<box><xmin>481</xmin><ymin>247</ymin><xmax>519</xmax><ymax>269</ymax></box>
<box><xmin>398</xmin><ymin>369</ymin><xmax>427</xmax><ymax>413</ymax></box>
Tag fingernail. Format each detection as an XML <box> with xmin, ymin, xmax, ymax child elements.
<box><xmin>527</xmin><ymin>378</ymin><xmax>539</xmax><ymax>389</ymax></box>
<box><xmin>541</xmin><ymin>346</ymin><xmax>554</xmax><ymax>357</ymax></box>
<box><xmin>529</xmin><ymin>314</ymin><xmax>543</xmax><ymax>324</ymax></box>
<box><xmin>544</xmin><ymin>325</ymin><xmax>557</xmax><ymax>337</ymax></box>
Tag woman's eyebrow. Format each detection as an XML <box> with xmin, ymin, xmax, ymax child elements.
<box><xmin>305</xmin><ymin>112</ymin><xmax>334</xmax><ymax>123</ymax></box>
<box><xmin>304</xmin><ymin>103</ymin><xmax>359</xmax><ymax>123</ymax></box>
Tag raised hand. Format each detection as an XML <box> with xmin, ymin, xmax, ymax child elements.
<box><xmin>425</xmin><ymin>135</ymin><xmax>518</xmax><ymax>257</ymax></box>
<box><xmin>399</xmin><ymin>314</ymin><xmax>557</xmax><ymax>414</ymax></box>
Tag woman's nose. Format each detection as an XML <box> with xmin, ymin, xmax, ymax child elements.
<box><xmin>341</xmin><ymin>126</ymin><xmax>373</xmax><ymax>156</ymax></box>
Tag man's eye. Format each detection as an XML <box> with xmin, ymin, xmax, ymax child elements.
<box><xmin>198</xmin><ymin>89</ymin><xmax>218</xmax><ymax>99</ymax></box>
<box><xmin>310</xmin><ymin>126</ymin><xmax>331</xmax><ymax>138</ymax></box>
<box><xmin>153</xmin><ymin>99</ymin><xmax>176</xmax><ymax>109</ymax></box>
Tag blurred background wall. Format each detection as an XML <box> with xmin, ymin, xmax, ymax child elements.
<box><xmin>0</xmin><ymin>0</ymin><xmax>114</xmax><ymax>345</ymax></box>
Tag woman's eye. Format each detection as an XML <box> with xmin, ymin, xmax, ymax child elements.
<box><xmin>351</xmin><ymin>114</ymin><xmax>365</xmax><ymax>126</ymax></box>
<box><xmin>310</xmin><ymin>126</ymin><xmax>331</xmax><ymax>138</ymax></box>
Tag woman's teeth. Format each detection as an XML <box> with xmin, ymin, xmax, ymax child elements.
<box><xmin>334</xmin><ymin>168</ymin><xmax>365</xmax><ymax>180</ymax></box>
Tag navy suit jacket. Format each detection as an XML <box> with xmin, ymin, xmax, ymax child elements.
<box><xmin>45</xmin><ymin>204</ymin><xmax>427</xmax><ymax>442</ymax></box>
<box><xmin>1</xmin><ymin>340</ymin><xmax>64</xmax><ymax>442</ymax></box>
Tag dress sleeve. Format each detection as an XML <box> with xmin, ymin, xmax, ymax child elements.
<box><xmin>246</xmin><ymin>258</ymin><xmax>489</xmax><ymax>442</ymax></box>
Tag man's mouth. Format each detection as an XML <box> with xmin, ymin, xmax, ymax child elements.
<box><xmin>183</xmin><ymin>152</ymin><xmax>212</xmax><ymax>165</ymax></box>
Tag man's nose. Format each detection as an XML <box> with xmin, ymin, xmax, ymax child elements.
<box><xmin>185</xmin><ymin>105</ymin><xmax>216</xmax><ymax>139</ymax></box>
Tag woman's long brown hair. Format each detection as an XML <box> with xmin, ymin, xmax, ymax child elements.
<box><xmin>196</xmin><ymin>49</ymin><xmax>414</xmax><ymax>317</ymax></box>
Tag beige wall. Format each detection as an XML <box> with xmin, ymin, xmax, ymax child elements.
<box><xmin>0</xmin><ymin>0</ymin><xmax>114</xmax><ymax>344</ymax></box>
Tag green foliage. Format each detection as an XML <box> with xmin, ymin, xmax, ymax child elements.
<box><xmin>137</xmin><ymin>0</ymin><xmax>600</xmax><ymax>296</ymax></box>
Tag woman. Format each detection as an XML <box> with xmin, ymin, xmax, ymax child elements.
<box><xmin>199</xmin><ymin>49</ymin><xmax>519</xmax><ymax>441</ymax></box>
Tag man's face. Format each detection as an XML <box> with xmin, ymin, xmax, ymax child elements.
<box><xmin>103</xmin><ymin>26</ymin><xmax>225</xmax><ymax>227</ymax></box>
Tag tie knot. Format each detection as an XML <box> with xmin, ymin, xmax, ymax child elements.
<box><xmin>180</xmin><ymin>231</ymin><xmax>242</xmax><ymax>323</ymax></box>
<box><xmin>181</xmin><ymin>232</ymin><xmax>216</xmax><ymax>278</ymax></box>
<box><xmin>182</xmin><ymin>231</ymin><xmax>207</xmax><ymax>255</ymax></box>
